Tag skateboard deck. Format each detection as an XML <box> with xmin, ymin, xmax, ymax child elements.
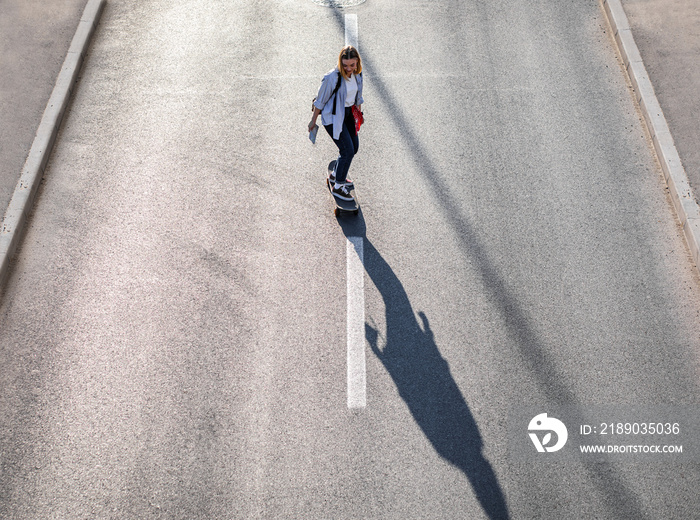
<box><xmin>327</xmin><ymin>160</ymin><xmax>360</xmax><ymax>216</ymax></box>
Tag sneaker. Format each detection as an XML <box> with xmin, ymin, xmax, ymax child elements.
<box><xmin>331</xmin><ymin>183</ymin><xmax>354</xmax><ymax>201</ymax></box>
<box><xmin>329</xmin><ymin>172</ymin><xmax>354</xmax><ymax>189</ymax></box>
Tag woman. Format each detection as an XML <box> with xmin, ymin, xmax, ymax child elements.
<box><xmin>309</xmin><ymin>46</ymin><xmax>364</xmax><ymax>201</ymax></box>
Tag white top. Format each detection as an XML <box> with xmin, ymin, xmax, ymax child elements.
<box><xmin>344</xmin><ymin>74</ymin><xmax>358</xmax><ymax>107</ymax></box>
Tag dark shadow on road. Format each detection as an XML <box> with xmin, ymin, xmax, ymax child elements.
<box><xmin>361</xmin><ymin>236</ymin><xmax>510</xmax><ymax>519</ymax></box>
<box><xmin>338</xmin><ymin>212</ymin><xmax>510</xmax><ymax>518</ymax></box>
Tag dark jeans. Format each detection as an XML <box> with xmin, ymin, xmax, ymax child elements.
<box><xmin>324</xmin><ymin>106</ymin><xmax>359</xmax><ymax>184</ymax></box>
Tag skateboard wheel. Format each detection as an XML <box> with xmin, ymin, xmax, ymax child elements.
<box><xmin>335</xmin><ymin>208</ymin><xmax>340</xmax><ymax>217</ymax></box>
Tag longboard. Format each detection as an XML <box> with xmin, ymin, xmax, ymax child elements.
<box><xmin>327</xmin><ymin>160</ymin><xmax>360</xmax><ymax>217</ymax></box>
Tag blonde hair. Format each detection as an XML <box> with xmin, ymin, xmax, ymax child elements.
<box><xmin>337</xmin><ymin>45</ymin><xmax>362</xmax><ymax>79</ymax></box>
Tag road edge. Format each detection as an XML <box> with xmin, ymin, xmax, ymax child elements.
<box><xmin>601</xmin><ymin>0</ymin><xmax>700</xmax><ymax>271</ymax></box>
<box><xmin>0</xmin><ymin>0</ymin><xmax>106</xmax><ymax>292</ymax></box>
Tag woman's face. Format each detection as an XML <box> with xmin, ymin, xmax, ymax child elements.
<box><xmin>342</xmin><ymin>58</ymin><xmax>358</xmax><ymax>77</ymax></box>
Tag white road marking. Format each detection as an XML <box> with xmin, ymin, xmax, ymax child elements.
<box><xmin>344</xmin><ymin>15</ymin><xmax>365</xmax><ymax>409</ymax></box>
<box><xmin>346</xmin><ymin>236</ymin><xmax>366</xmax><ymax>408</ymax></box>
<box><xmin>345</xmin><ymin>14</ymin><xmax>358</xmax><ymax>48</ymax></box>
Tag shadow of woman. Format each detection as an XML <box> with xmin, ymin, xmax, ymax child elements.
<box><xmin>363</xmin><ymin>239</ymin><xmax>510</xmax><ymax>519</ymax></box>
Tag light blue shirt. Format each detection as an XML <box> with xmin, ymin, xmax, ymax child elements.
<box><xmin>313</xmin><ymin>68</ymin><xmax>364</xmax><ymax>140</ymax></box>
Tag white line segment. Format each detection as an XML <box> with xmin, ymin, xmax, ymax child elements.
<box><xmin>345</xmin><ymin>14</ymin><xmax>358</xmax><ymax>48</ymax></box>
<box><xmin>344</xmin><ymin>15</ymin><xmax>364</xmax><ymax>409</ymax></box>
<box><xmin>345</xmin><ymin>14</ymin><xmax>367</xmax><ymax>408</ymax></box>
<box><xmin>346</xmin><ymin>236</ymin><xmax>366</xmax><ymax>408</ymax></box>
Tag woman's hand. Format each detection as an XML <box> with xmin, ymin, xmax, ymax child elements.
<box><xmin>308</xmin><ymin>107</ymin><xmax>321</xmax><ymax>133</ymax></box>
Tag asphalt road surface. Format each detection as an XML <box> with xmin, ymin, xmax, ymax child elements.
<box><xmin>1</xmin><ymin>0</ymin><xmax>699</xmax><ymax>518</ymax></box>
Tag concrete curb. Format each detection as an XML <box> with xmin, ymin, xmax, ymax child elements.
<box><xmin>602</xmin><ymin>0</ymin><xmax>700</xmax><ymax>269</ymax></box>
<box><xmin>0</xmin><ymin>0</ymin><xmax>106</xmax><ymax>291</ymax></box>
